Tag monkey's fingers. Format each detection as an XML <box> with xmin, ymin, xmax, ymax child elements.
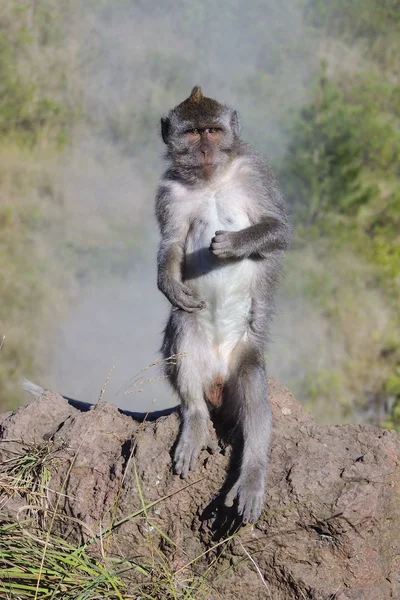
<box><xmin>181</xmin><ymin>284</ymin><xmax>195</xmax><ymax>296</ymax></box>
<box><xmin>210</xmin><ymin>232</ymin><xmax>237</xmax><ymax>259</ymax></box>
<box><xmin>170</xmin><ymin>284</ymin><xmax>206</xmax><ymax>311</ymax></box>
<box><xmin>174</xmin><ymin>297</ymin><xmax>206</xmax><ymax>312</ymax></box>
<box><xmin>180</xmin><ymin>285</ymin><xmax>207</xmax><ymax>309</ymax></box>
<box><xmin>210</xmin><ymin>239</ymin><xmax>226</xmax><ymax>249</ymax></box>
<box><xmin>210</xmin><ymin>244</ymin><xmax>234</xmax><ymax>259</ymax></box>
<box><xmin>211</xmin><ymin>232</ymin><xmax>229</xmax><ymax>244</ymax></box>
<box><xmin>173</xmin><ymin>304</ymin><xmax>201</xmax><ymax>313</ymax></box>
<box><xmin>176</xmin><ymin>294</ymin><xmax>200</xmax><ymax>308</ymax></box>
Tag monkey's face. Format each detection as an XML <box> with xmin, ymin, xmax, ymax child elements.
<box><xmin>168</xmin><ymin>123</ymin><xmax>233</xmax><ymax>176</ymax></box>
<box><xmin>161</xmin><ymin>87</ymin><xmax>240</xmax><ymax>178</ymax></box>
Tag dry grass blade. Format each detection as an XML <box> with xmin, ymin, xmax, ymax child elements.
<box><xmin>238</xmin><ymin>541</ymin><xmax>271</xmax><ymax>596</ymax></box>
<box><xmin>98</xmin><ymin>365</ymin><xmax>115</xmax><ymax>402</ymax></box>
<box><xmin>116</xmin><ymin>353</ymin><xmax>185</xmax><ymax>397</ymax></box>
<box><xmin>0</xmin><ymin>440</ymin><xmax>61</xmax><ymax>520</ymax></box>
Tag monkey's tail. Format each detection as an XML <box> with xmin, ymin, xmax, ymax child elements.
<box><xmin>22</xmin><ymin>379</ymin><xmax>46</xmax><ymax>398</ymax></box>
<box><xmin>22</xmin><ymin>379</ymin><xmax>179</xmax><ymax>422</ymax></box>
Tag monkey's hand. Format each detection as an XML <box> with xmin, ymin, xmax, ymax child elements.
<box><xmin>210</xmin><ymin>230</ymin><xmax>243</xmax><ymax>259</ymax></box>
<box><xmin>161</xmin><ymin>280</ymin><xmax>206</xmax><ymax>312</ymax></box>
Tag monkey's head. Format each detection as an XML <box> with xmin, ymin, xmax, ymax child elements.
<box><xmin>161</xmin><ymin>86</ymin><xmax>241</xmax><ymax>178</ymax></box>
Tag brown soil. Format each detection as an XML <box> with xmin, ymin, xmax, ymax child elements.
<box><xmin>1</xmin><ymin>379</ymin><xmax>399</xmax><ymax>599</ymax></box>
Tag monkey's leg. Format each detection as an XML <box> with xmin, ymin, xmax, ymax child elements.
<box><xmin>224</xmin><ymin>344</ymin><xmax>271</xmax><ymax>523</ymax></box>
<box><xmin>166</xmin><ymin>319</ymin><xmax>218</xmax><ymax>479</ymax></box>
<box><xmin>174</xmin><ymin>357</ymin><xmax>218</xmax><ymax>478</ymax></box>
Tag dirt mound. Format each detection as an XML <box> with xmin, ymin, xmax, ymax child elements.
<box><xmin>1</xmin><ymin>380</ymin><xmax>399</xmax><ymax>599</ymax></box>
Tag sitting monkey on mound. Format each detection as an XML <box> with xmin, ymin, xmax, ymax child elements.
<box><xmin>156</xmin><ymin>87</ymin><xmax>291</xmax><ymax>523</ymax></box>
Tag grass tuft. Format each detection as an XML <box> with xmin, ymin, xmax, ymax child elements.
<box><xmin>0</xmin><ymin>517</ymin><xmax>129</xmax><ymax>600</ymax></box>
<box><xmin>0</xmin><ymin>440</ymin><xmax>60</xmax><ymax>519</ymax></box>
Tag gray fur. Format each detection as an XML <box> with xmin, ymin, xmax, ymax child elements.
<box><xmin>156</xmin><ymin>88</ymin><xmax>291</xmax><ymax>523</ymax></box>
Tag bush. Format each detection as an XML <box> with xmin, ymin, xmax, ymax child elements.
<box><xmin>279</xmin><ymin>65</ymin><xmax>375</xmax><ymax>226</ymax></box>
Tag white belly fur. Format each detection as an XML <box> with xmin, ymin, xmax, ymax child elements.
<box><xmin>184</xmin><ymin>191</ymin><xmax>255</xmax><ymax>375</ymax></box>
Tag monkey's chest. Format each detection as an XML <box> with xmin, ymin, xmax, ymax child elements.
<box><xmin>184</xmin><ymin>196</ymin><xmax>254</xmax><ymax>348</ymax></box>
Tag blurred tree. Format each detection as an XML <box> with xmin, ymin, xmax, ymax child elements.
<box><xmin>280</xmin><ymin>64</ymin><xmax>374</xmax><ymax>226</ymax></box>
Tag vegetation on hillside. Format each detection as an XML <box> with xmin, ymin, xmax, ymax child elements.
<box><xmin>276</xmin><ymin>2</ymin><xmax>400</xmax><ymax>427</ymax></box>
<box><xmin>0</xmin><ymin>0</ymin><xmax>399</xmax><ymax>431</ymax></box>
<box><xmin>0</xmin><ymin>1</ymin><xmax>78</xmax><ymax>407</ymax></box>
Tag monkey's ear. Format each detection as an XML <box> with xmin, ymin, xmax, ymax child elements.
<box><xmin>161</xmin><ymin>117</ymin><xmax>170</xmax><ymax>144</ymax></box>
<box><xmin>231</xmin><ymin>110</ymin><xmax>241</xmax><ymax>137</ymax></box>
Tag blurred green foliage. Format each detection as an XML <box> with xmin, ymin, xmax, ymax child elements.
<box><xmin>0</xmin><ymin>1</ymin><xmax>73</xmax><ymax>146</ymax></box>
<box><xmin>308</xmin><ymin>0</ymin><xmax>400</xmax><ymax>48</ymax></box>
<box><xmin>276</xmin><ymin>1</ymin><xmax>400</xmax><ymax>428</ymax></box>
<box><xmin>280</xmin><ymin>67</ymin><xmax>375</xmax><ymax>224</ymax></box>
<box><xmin>0</xmin><ymin>1</ymin><xmax>77</xmax><ymax>407</ymax></box>
<box><xmin>0</xmin><ymin>0</ymin><xmax>399</xmax><ymax>429</ymax></box>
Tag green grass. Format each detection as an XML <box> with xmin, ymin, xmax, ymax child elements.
<box><xmin>0</xmin><ymin>519</ymin><xmax>129</xmax><ymax>600</ymax></box>
<box><xmin>0</xmin><ymin>510</ymin><xmax>239</xmax><ymax>600</ymax></box>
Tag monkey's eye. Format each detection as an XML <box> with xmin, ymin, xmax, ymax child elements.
<box><xmin>185</xmin><ymin>128</ymin><xmax>199</xmax><ymax>136</ymax></box>
<box><xmin>208</xmin><ymin>127</ymin><xmax>223</xmax><ymax>134</ymax></box>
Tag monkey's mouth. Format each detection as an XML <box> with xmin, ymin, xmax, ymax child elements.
<box><xmin>190</xmin><ymin>163</ymin><xmax>216</xmax><ymax>172</ymax></box>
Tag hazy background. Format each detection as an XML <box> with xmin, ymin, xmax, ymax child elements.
<box><xmin>1</xmin><ymin>0</ymin><xmax>399</xmax><ymax>427</ymax></box>
<box><xmin>47</xmin><ymin>0</ymin><xmax>317</xmax><ymax>411</ymax></box>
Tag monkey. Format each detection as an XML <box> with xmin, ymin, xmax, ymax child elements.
<box><xmin>156</xmin><ymin>86</ymin><xmax>291</xmax><ymax>523</ymax></box>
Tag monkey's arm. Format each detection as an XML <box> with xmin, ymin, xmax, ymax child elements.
<box><xmin>211</xmin><ymin>157</ymin><xmax>291</xmax><ymax>259</ymax></box>
<box><xmin>158</xmin><ymin>241</ymin><xmax>206</xmax><ymax>312</ymax></box>
<box><xmin>210</xmin><ymin>215</ymin><xmax>291</xmax><ymax>259</ymax></box>
<box><xmin>156</xmin><ymin>186</ymin><xmax>206</xmax><ymax>312</ymax></box>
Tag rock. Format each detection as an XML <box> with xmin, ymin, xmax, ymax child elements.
<box><xmin>0</xmin><ymin>379</ymin><xmax>399</xmax><ymax>599</ymax></box>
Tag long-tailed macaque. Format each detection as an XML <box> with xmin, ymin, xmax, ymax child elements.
<box><xmin>156</xmin><ymin>87</ymin><xmax>290</xmax><ymax>523</ymax></box>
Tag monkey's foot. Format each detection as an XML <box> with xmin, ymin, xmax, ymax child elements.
<box><xmin>224</xmin><ymin>469</ymin><xmax>265</xmax><ymax>523</ymax></box>
<box><xmin>174</xmin><ymin>422</ymin><xmax>218</xmax><ymax>479</ymax></box>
